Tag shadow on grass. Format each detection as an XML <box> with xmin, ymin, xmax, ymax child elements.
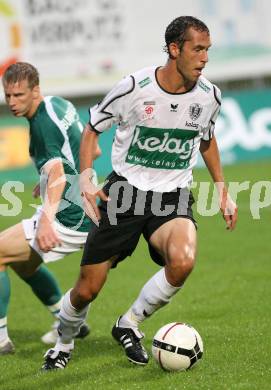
<box><xmin>2</xmin><ymin>331</ymin><xmax>203</xmax><ymax>390</ymax></box>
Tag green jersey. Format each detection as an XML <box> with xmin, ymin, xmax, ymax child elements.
<box><xmin>29</xmin><ymin>96</ymin><xmax>91</xmax><ymax>232</ymax></box>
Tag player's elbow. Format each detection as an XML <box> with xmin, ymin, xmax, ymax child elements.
<box><xmin>93</xmin><ymin>144</ymin><xmax>102</xmax><ymax>160</ymax></box>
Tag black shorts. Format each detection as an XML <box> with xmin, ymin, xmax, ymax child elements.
<box><xmin>81</xmin><ymin>171</ymin><xmax>197</xmax><ymax>267</ymax></box>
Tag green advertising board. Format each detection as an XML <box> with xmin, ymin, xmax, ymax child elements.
<box><xmin>0</xmin><ymin>89</ymin><xmax>270</xmax><ymax>183</ymax></box>
<box><xmin>217</xmin><ymin>89</ymin><xmax>271</xmax><ymax>164</ymax></box>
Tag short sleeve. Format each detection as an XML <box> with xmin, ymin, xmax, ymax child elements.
<box><xmin>202</xmin><ymin>85</ymin><xmax>221</xmax><ymax>141</ymax></box>
<box><xmin>89</xmin><ymin>75</ymin><xmax>135</xmax><ymax>133</ymax></box>
<box><xmin>30</xmin><ymin>118</ymin><xmax>64</xmax><ymax>172</ymax></box>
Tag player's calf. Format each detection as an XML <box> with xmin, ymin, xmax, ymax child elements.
<box><xmin>166</xmin><ymin>248</ymin><xmax>195</xmax><ymax>286</ymax></box>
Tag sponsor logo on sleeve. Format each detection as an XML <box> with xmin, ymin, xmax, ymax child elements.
<box><xmin>198</xmin><ymin>80</ymin><xmax>211</xmax><ymax>93</ymax></box>
<box><xmin>138</xmin><ymin>77</ymin><xmax>152</xmax><ymax>88</ymax></box>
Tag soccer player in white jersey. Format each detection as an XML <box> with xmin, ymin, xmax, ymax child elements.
<box><xmin>0</xmin><ymin>62</ymin><xmax>101</xmax><ymax>354</ymax></box>
<box><xmin>42</xmin><ymin>16</ymin><xmax>238</xmax><ymax>369</ymax></box>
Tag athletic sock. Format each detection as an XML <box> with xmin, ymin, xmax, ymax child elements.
<box><xmin>22</xmin><ymin>265</ymin><xmax>62</xmax><ymax>315</ymax></box>
<box><xmin>56</xmin><ymin>290</ymin><xmax>90</xmax><ymax>347</ymax></box>
<box><xmin>0</xmin><ymin>271</ymin><xmax>10</xmax><ymax>343</ymax></box>
<box><xmin>47</xmin><ymin>299</ymin><xmax>63</xmax><ymax>320</ymax></box>
<box><xmin>0</xmin><ymin>317</ymin><xmax>8</xmax><ymax>344</ymax></box>
<box><xmin>119</xmin><ymin>268</ymin><xmax>181</xmax><ymax>329</ymax></box>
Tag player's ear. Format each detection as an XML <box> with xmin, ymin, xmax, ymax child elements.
<box><xmin>168</xmin><ymin>42</ymin><xmax>180</xmax><ymax>59</ymax></box>
<box><xmin>32</xmin><ymin>85</ymin><xmax>40</xmax><ymax>99</ymax></box>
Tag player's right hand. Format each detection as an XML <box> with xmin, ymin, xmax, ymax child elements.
<box><xmin>79</xmin><ymin>168</ymin><xmax>109</xmax><ymax>224</ymax></box>
<box><xmin>81</xmin><ymin>190</ymin><xmax>108</xmax><ymax>225</ymax></box>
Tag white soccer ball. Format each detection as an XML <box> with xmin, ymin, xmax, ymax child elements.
<box><xmin>152</xmin><ymin>322</ymin><xmax>203</xmax><ymax>371</ymax></box>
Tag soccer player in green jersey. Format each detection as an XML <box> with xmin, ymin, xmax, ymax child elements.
<box><xmin>0</xmin><ymin>62</ymin><xmax>100</xmax><ymax>354</ymax></box>
<box><xmin>43</xmin><ymin>16</ymin><xmax>238</xmax><ymax>370</ymax></box>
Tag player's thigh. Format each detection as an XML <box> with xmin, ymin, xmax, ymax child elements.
<box><xmin>149</xmin><ymin>217</ymin><xmax>197</xmax><ymax>262</ymax></box>
<box><xmin>0</xmin><ymin>222</ymin><xmax>34</xmax><ymax>264</ymax></box>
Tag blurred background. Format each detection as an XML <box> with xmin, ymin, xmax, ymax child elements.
<box><xmin>0</xmin><ymin>0</ymin><xmax>270</xmax><ymax>182</ymax></box>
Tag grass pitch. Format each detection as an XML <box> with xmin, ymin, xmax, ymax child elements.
<box><xmin>0</xmin><ymin>160</ymin><xmax>270</xmax><ymax>390</ymax></box>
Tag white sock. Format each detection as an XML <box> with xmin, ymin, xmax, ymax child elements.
<box><xmin>55</xmin><ymin>290</ymin><xmax>90</xmax><ymax>348</ymax></box>
<box><xmin>0</xmin><ymin>317</ymin><xmax>8</xmax><ymax>344</ymax></box>
<box><xmin>54</xmin><ymin>340</ymin><xmax>74</xmax><ymax>353</ymax></box>
<box><xmin>119</xmin><ymin>268</ymin><xmax>181</xmax><ymax>329</ymax></box>
<box><xmin>47</xmin><ymin>297</ymin><xmax>63</xmax><ymax>319</ymax></box>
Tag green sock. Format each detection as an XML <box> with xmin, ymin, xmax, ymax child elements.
<box><xmin>0</xmin><ymin>271</ymin><xmax>10</xmax><ymax>319</ymax></box>
<box><xmin>0</xmin><ymin>271</ymin><xmax>10</xmax><ymax>342</ymax></box>
<box><xmin>22</xmin><ymin>265</ymin><xmax>62</xmax><ymax>313</ymax></box>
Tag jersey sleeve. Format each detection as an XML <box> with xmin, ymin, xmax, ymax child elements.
<box><xmin>89</xmin><ymin>75</ymin><xmax>135</xmax><ymax>133</ymax></box>
<box><xmin>32</xmin><ymin>119</ymin><xmax>65</xmax><ymax>172</ymax></box>
<box><xmin>202</xmin><ymin>85</ymin><xmax>221</xmax><ymax>141</ymax></box>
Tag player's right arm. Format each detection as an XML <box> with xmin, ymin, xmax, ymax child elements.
<box><xmin>80</xmin><ymin>75</ymin><xmax>134</xmax><ymax>222</ymax></box>
<box><xmin>80</xmin><ymin>124</ymin><xmax>108</xmax><ymax>222</ymax></box>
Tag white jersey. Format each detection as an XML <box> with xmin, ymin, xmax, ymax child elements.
<box><xmin>89</xmin><ymin>66</ymin><xmax>221</xmax><ymax>192</ymax></box>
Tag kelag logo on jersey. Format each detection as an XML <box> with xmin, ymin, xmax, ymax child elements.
<box><xmin>126</xmin><ymin>126</ymin><xmax>198</xmax><ymax>169</ymax></box>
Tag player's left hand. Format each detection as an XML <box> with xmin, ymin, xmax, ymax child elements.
<box><xmin>36</xmin><ymin>213</ymin><xmax>62</xmax><ymax>252</ymax></box>
<box><xmin>220</xmin><ymin>192</ymin><xmax>238</xmax><ymax>231</ymax></box>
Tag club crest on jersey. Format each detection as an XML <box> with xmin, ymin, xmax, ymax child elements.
<box><xmin>142</xmin><ymin>104</ymin><xmax>155</xmax><ymax>121</ymax></box>
<box><xmin>189</xmin><ymin>103</ymin><xmax>203</xmax><ymax>120</ymax></box>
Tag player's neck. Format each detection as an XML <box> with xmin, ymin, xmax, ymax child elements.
<box><xmin>26</xmin><ymin>96</ymin><xmax>44</xmax><ymax>119</ymax></box>
<box><xmin>157</xmin><ymin>63</ymin><xmax>195</xmax><ymax>94</ymax></box>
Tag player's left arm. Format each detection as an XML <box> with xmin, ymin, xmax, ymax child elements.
<box><xmin>36</xmin><ymin>159</ymin><xmax>66</xmax><ymax>252</ymax></box>
<box><xmin>200</xmin><ymin>136</ymin><xmax>238</xmax><ymax>230</ymax></box>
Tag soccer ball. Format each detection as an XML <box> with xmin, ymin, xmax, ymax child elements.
<box><xmin>152</xmin><ymin>322</ymin><xmax>203</xmax><ymax>371</ymax></box>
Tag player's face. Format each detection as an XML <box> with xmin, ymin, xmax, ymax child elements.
<box><xmin>3</xmin><ymin>79</ymin><xmax>40</xmax><ymax>119</ymax></box>
<box><xmin>175</xmin><ymin>27</ymin><xmax>211</xmax><ymax>84</ymax></box>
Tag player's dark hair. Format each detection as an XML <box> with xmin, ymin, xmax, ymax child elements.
<box><xmin>2</xmin><ymin>62</ymin><xmax>39</xmax><ymax>89</ymax></box>
<box><xmin>164</xmin><ymin>16</ymin><xmax>209</xmax><ymax>56</ymax></box>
